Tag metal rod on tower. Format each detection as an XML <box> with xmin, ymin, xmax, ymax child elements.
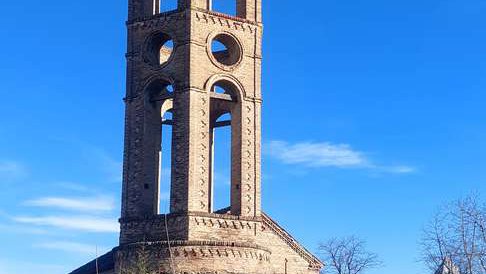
<box><xmin>153</xmin><ymin>0</ymin><xmax>160</xmax><ymax>14</ymax></box>
<box><xmin>95</xmin><ymin>246</ymin><xmax>99</xmax><ymax>274</ymax></box>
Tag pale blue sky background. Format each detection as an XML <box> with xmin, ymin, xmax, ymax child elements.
<box><xmin>0</xmin><ymin>0</ymin><xmax>485</xmax><ymax>274</ymax></box>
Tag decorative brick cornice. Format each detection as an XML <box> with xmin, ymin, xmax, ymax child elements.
<box><xmin>186</xmin><ymin>210</ymin><xmax>262</xmax><ymax>222</ymax></box>
<box><xmin>194</xmin><ymin>11</ymin><xmax>259</xmax><ymax>34</ymax></box>
<box><xmin>192</xmin><ymin>216</ymin><xmax>257</xmax><ymax>230</ymax></box>
<box><xmin>119</xmin><ymin>240</ymin><xmax>271</xmax><ymax>261</ymax></box>
<box><xmin>120</xmin><ymin>211</ymin><xmax>262</xmax><ymax>224</ymax></box>
<box><xmin>196</xmin><ymin>8</ymin><xmax>258</xmax><ymax>25</ymax></box>
<box><xmin>127</xmin><ymin>10</ymin><xmax>187</xmax><ymax>30</ymax></box>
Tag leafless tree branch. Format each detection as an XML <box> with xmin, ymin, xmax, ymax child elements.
<box><xmin>421</xmin><ymin>194</ymin><xmax>486</xmax><ymax>274</ymax></box>
<box><xmin>319</xmin><ymin>236</ymin><xmax>382</xmax><ymax>274</ymax></box>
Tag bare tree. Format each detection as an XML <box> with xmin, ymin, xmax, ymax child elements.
<box><xmin>318</xmin><ymin>236</ymin><xmax>382</xmax><ymax>274</ymax></box>
<box><xmin>421</xmin><ymin>195</ymin><xmax>486</xmax><ymax>274</ymax></box>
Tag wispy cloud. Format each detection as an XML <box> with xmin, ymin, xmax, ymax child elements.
<box><xmin>381</xmin><ymin>165</ymin><xmax>417</xmax><ymax>174</ymax></box>
<box><xmin>268</xmin><ymin>141</ymin><xmax>368</xmax><ymax>168</ymax></box>
<box><xmin>268</xmin><ymin>140</ymin><xmax>415</xmax><ymax>174</ymax></box>
<box><xmin>13</xmin><ymin>215</ymin><xmax>119</xmax><ymax>233</ymax></box>
<box><xmin>55</xmin><ymin>182</ymin><xmax>91</xmax><ymax>192</ymax></box>
<box><xmin>0</xmin><ymin>223</ymin><xmax>50</xmax><ymax>235</ymax></box>
<box><xmin>34</xmin><ymin>241</ymin><xmax>106</xmax><ymax>255</ymax></box>
<box><xmin>0</xmin><ymin>260</ymin><xmax>65</xmax><ymax>274</ymax></box>
<box><xmin>0</xmin><ymin>160</ymin><xmax>27</xmax><ymax>182</ymax></box>
<box><xmin>24</xmin><ymin>196</ymin><xmax>115</xmax><ymax>212</ymax></box>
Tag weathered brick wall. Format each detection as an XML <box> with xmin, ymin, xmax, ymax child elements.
<box><xmin>116</xmin><ymin>241</ymin><xmax>271</xmax><ymax>274</ymax></box>
<box><xmin>120</xmin><ymin>215</ymin><xmax>189</xmax><ymax>245</ymax></box>
<box><xmin>122</xmin><ymin>8</ymin><xmax>263</xmax><ymax>219</ymax></box>
<box><xmin>117</xmin><ymin>212</ymin><xmax>322</xmax><ymax>274</ymax></box>
<box><xmin>187</xmin><ymin>212</ymin><xmax>261</xmax><ymax>243</ymax></box>
<box><xmin>122</xmin><ymin>9</ymin><xmax>190</xmax><ymax>219</ymax></box>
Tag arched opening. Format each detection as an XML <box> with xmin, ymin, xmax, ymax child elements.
<box><xmin>146</xmin><ymin>32</ymin><xmax>174</xmax><ymax>67</ymax></box>
<box><xmin>159</xmin><ymin>100</ymin><xmax>173</xmax><ymax>214</ymax></box>
<box><xmin>209</xmin><ymin>0</ymin><xmax>237</xmax><ymax>16</ymax></box>
<box><xmin>211</xmin><ymin>79</ymin><xmax>239</xmax><ymax>99</ymax></box>
<box><xmin>210</xmin><ymin>112</ymin><xmax>232</xmax><ymax>212</ymax></box>
<box><xmin>147</xmin><ymin>81</ymin><xmax>174</xmax><ymax>102</ymax></box>
<box><xmin>145</xmin><ymin>80</ymin><xmax>175</xmax><ymax>215</ymax></box>
<box><xmin>208</xmin><ymin>79</ymin><xmax>240</xmax><ymax>213</ymax></box>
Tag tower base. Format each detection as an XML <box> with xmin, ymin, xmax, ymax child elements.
<box><xmin>69</xmin><ymin>213</ymin><xmax>323</xmax><ymax>274</ymax></box>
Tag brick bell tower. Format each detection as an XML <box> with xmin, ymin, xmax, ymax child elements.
<box><xmin>122</xmin><ymin>0</ymin><xmax>262</xmax><ymax>225</ymax></box>
<box><xmin>70</xmin><ymin>1</ymin><xmax>323</xmax><ymax>273</ymax></box>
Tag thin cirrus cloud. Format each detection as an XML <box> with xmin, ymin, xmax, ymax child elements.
<box><xmin>55</xmin><ymin>182</ymin><xmax>92</xmax><ymax>192</ymax></box>
<box><xmin>0</xmin><ymin>259</ymin><xmax>65</xmax><ymax>274</ymax></box>
<box><xmin>34</xmin><ymin>241</ymin><xmax>107</xmax><ymax>255</ymax></box>
<box><xmin>0</xmin><ymin>223</ymin><xmax>50</xmax><ymax>235</ymax></box>
<box><xmin>24</xmin><ymin>196</ymin><xmax>115</xmax><ymax>212</ymax></box>
<box><xmin>268</xmin><ymin>141</ymin><xmax>415</xmax><ymax>174</ymax></box>
<box><xmin>268</xmin><ymin>141</ymin><xmax>368</xmax><ymax>167</ymax></box>
<box><xmin>0</xmin><ymin>160</ymin><xmax>27</xmax><ymax>182</ymax></box>
<box><xmin>13</xmin><ymin>215</ymin><xmax>119</xmax><ymax>233</ymax></box>
<box><xmin>382</xmin><ymin>165</ymin><xmax>416</xmax><ymax>174</ymax></box>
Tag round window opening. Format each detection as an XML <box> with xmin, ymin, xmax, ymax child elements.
<box><xmin>147</xmin><ymin>33</ymin><xmax>174</xmax><ymax>67</ymax></box>
<box><xmin>210</xmin><ymin>33</ymin><xmax>242</xmax><ymax>67</ymax></box>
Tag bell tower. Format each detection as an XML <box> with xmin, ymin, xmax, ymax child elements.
<box><xmin>68</xmin><ymin>1</ymin><xmax>323</xmax><ymax>273</ymax></box>
<box><xmin>118</xmin><ymin>0</ymin><xmax>270</xmax><ymax>272</ymax></box>
<box><xmin>121</xmin><ymin>0</ymin><xmax>262</xmax><ymax>221</ymax></box>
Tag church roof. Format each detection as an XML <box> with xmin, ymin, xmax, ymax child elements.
<box><xmin>69</xmin><ymin>250</ymin><xmax>115</xmax><ymax>274</ymax></box>
<box><xmin>262</xmin><ymin>213</ymin><xmax>324</xmax><ymax>270</ymax></box>
<box><xmin>212</xmin><ymin>207</ymin><xmax>324</xmax><ymax>270</ymax></box>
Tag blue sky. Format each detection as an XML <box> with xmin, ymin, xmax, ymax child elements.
<box><xmin>0</xmin><ymin>0</ymin><xmax>485</xmax><ymax>273</ymax></box>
